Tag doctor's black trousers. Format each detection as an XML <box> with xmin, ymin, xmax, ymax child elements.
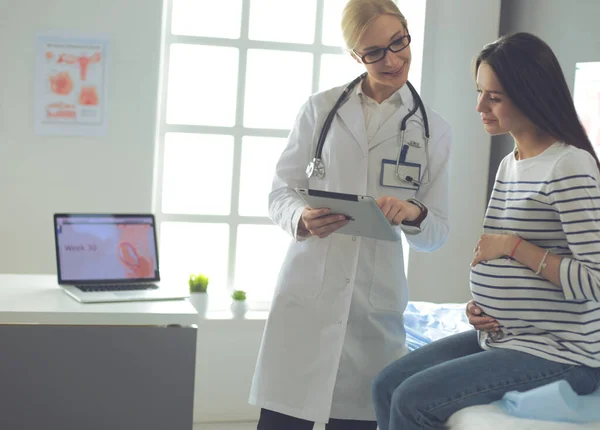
<box><xmin>258</xmin><ymin>408</ymin><xmax>378</xmax><ymax>430</ymax></box>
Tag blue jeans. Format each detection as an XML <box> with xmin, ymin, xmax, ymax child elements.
<box><xmin>372</xmin><ymin>330</ymin><xmax>600</xmax><ymax>430</ymax></box>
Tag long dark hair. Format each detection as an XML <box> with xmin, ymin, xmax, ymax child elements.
<box><xmin>474</xmin><ymin>32</ymin><xmax>600</xmax><ymax>170</ymax></box>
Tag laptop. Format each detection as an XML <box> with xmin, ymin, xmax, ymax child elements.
<box><xmin>53</xmin><ymin>213</ymin><xmax>189</xmax><ymax>303</ymax></box>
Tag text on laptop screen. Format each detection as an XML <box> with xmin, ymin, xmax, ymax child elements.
<box><xmin>55</xmin><ymin>215</ymin><xmax>159</xmax><ymax>282</ymax></box>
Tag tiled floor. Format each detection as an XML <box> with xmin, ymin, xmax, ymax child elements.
<box><xmin>194</xmin><ymin>423</ymin><xmax>326</xmax><ymax>429</ymax></box>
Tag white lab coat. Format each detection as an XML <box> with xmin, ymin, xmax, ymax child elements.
<box><xmin>249</xmin><ymin>82</ymin><xmax>452</xmax><ymax>423</ymax></box>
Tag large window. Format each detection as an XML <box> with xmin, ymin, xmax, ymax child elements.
<box><xmin>155</xmin><ymin>0</ymin><xmax>426</xmax><ymax>307</ymax></box>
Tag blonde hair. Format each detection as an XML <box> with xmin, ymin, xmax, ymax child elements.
<box><xmin>341</xmin><ymin>0</ymin><xmax>408</xmax><ymax>50</ymax></box>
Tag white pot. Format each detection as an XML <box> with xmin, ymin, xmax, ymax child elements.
<box><xmin>230</xmin><ymin>300</ymin><xmax>248</xmax><ymax>318</ymax></box>
<box><xmin>188</xmin><ymin>293</ymin><xmax>209</xmax><ymax>316</ymax></box>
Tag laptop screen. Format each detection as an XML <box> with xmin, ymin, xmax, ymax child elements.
<box><xmin>54</xmin><ymin>214</ymin><xmax>160</xmax><ymax>284</ymax></box>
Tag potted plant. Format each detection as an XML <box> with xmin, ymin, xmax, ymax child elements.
<box><xmin>188</xmin><ymin>273</ymin><xmax>209</xmax><ymax>315</ymax></box>
<box><xmin>230</xmin><ymin>290</ymin><xmax>247</xmax><ymax>318</ymax></box>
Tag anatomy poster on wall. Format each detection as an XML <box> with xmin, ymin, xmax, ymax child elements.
<box><xmin>574</xmin><ymin>62</ymin><xmax>600</xmax><ymax>156</ymax></box>
<box><xmin>34</xmin><ymin>32</ymin><xmax>109</xmax><ymax>136</ymax></box>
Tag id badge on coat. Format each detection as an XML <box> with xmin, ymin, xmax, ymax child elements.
<box><xmin>380</xmin><ymin>159</ymin><xmax>420</xmax><ymax>191</ymax></box>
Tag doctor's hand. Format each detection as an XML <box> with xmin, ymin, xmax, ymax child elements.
<box><xmin>376</xmin><ymin>196</ymin><xmax>420</xmax><ymax>225</ymax></box>
<box><xmin>466</xmin><ymin>300</ymin><xmax>500</xmax><ymax>333</ymax></box>
<box><xmin>299</xmin><ymin>207</ymin><xmax>349</xmax><ymax>239</ymax></box>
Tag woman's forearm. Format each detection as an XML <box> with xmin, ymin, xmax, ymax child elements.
<box><xmin>506</xmin><ymin>236</ymin><xmax>562</xmax><ymax>287</ymax></box>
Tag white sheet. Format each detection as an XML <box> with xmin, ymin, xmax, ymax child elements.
<box><xmin>448</xmin><ymin>404</ymin><xmax>600</xmax><ymax>430</ymax></box>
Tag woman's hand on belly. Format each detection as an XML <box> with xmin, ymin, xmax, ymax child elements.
<box><xmin>471</xmin><ymin>233</ymin><xmax>519</xmax><ymax>266</ymax></box>
<box><xmin>466</xmin><ymin>300</ymin><xmax>500</xmax><ymax>333</ymax></box>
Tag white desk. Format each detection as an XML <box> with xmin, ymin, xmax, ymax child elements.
<box><xmin>0</xmin><ymin>274</ymin><xmax>198</xmax><ymax>430</ymax></box>
<box><xmin>0</xmin><ymin>273</ymin><xmax>197</xmax><ymax>325</ymax></box>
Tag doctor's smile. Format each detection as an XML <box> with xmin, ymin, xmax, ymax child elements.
<box><xmin>382</xmin><ymin>65</ymin><xmax>405</xmax><ymax>77</ymax></box>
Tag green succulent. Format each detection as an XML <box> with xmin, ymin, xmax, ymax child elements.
<box><xmin>188</xmin><ymin>273</ymin><xmax>209</xmax><ymax>293</ymax></box>
<box><xmin>231</xmin><ymin>290</ymin><xmax>247</xmax><ymax>301</ymax></box>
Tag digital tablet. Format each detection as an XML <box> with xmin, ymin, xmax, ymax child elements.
<box><xmin>295</xmin><ymin>188</ymin><xmax>400</xmax><ymax>241</ymax></box>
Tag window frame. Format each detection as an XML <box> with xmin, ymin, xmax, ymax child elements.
<box><xmin>153</xmin><ymin>0</ymin><xmax>425</xmax><ymax>305</ymax></box>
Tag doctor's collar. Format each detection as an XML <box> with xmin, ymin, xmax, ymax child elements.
<box><xmin>356</xmin><ymin>79</ymin><xmax>406</xmax><ymax>108</ymax></box>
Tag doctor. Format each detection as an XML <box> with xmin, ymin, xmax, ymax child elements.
<box><xmin>249</xmin><ymin>1</ymin><xmax>452</xmax><ymax>429</ymax></box>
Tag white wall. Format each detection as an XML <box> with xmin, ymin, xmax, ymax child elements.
<box><xmin>407</xmin><ymin>0</ymin><xmax>501</xmax><ymax>303</ymax></box>
<box><xmin>0</xmin><ymin>0</ymin><xmax>162</xmax><ymax>274</ymax></box>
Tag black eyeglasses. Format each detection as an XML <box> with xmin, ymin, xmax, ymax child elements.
<box><xmin>353</xmin><ymin>34</ymin><xmax>411</xmax><ymax>65</ymax></box>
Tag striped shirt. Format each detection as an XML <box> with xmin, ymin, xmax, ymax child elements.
<box><xmin>470</xmin><ymin>142</ymin><xmax>600</xmax><ymax>367</ymax></box>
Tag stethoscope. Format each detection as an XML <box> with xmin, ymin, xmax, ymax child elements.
<box><xmin>306</xmin><ymin>73</ymin><xmax>431</xmax><ymax>187</ymax></box>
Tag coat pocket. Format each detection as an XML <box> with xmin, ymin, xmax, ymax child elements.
<box><xmin>275</xmin><ymin>237</ymin><xmax>330</xmax><ymax>299</ymax></box>
<box><xmin>369</xmin><ymin>240</ymin><xmax>407</xmax><ymax>311</ymax></box>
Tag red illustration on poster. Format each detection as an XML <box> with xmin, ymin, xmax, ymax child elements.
<box><xmin>35</xmin><ymin>32</ymin><xmax>109</xmax><ymax>136</ymax></box>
